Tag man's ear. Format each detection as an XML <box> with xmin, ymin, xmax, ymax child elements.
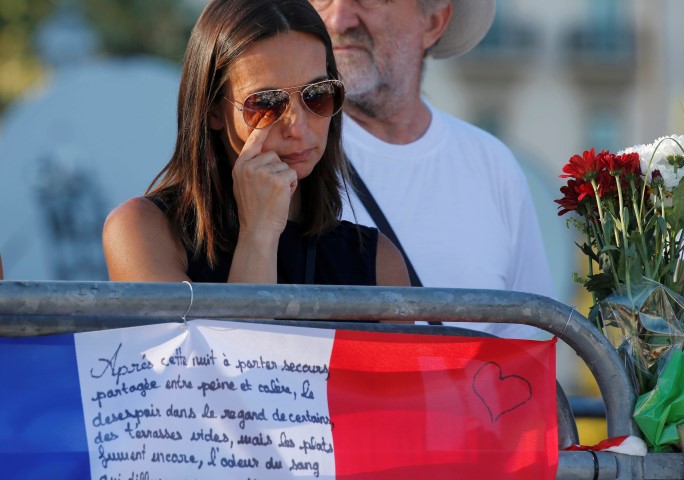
<box><xmin>208</xmin><ymin>106</ymin><xmax>225</xmax><ymax>131</ymax></box>
<box><xmin>423</xmin><ymin>2</ymin><xmax>452</xmax><ymax>52</ymax></box>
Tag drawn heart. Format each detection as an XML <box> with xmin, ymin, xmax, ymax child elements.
<box><xmin>472</xmin><ymin>361</ymin><xmax>532</xmax><ymax>423</ymax></box>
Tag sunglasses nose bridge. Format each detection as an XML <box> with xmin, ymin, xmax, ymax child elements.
<box><xmin>288</xmin><ymin>86</ymin><xmax>326</xmax><ymax>117</ymax></box>
<box><xmin>287</xmin><ymin>90</ymin><xmax>304</xmax><ymax>108</ymax></box>
<box><xmin>279</xmin><ymin>90</ymin><xmax>311</xmax><ymax>126</ymax></box>
<box><xmin>266</xmin><ymin>89</ymin><xmax>301</xmax><ymax>119</ymax></box>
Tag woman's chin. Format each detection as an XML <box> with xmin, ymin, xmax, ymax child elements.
<box><xmin>290</xmin><ymin>163</ymin><xmax>316</xmax><ymax>181</ymax></box>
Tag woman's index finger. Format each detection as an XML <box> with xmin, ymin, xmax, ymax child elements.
<box><xmin>237</xmin><ymin>125</ymin><xmax>274</xmax><ymax>163</ymax></box>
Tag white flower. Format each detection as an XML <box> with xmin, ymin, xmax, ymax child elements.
<box><xmin>620</xmin><ymin>134</ymin><xmax>684</xmax><ymax>191</ymax></box>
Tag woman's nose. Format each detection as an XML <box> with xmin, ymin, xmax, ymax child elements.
<box><xmin>279</xmin><ymin>94</ymin><xmax>310</xmax><ymax>137</ymax></box>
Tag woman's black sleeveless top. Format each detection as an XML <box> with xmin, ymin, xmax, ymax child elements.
<box><xmin>149</xmin><ymin>197</ymin><xmax>378</xmax><ymax>285</ymax></box>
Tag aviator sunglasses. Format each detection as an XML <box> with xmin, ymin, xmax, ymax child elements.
<box><xmin>226</xmin><ymin>79</ymin><xmax>345</xmax><ymax>129</ymax></box>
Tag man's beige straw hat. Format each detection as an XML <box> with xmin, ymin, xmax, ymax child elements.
<box><xmin>430</xmin><ymin>0</ymin><xmax>496</xmax><ymax>59</ymax></box>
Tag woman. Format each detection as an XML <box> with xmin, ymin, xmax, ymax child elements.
<box><xmin>103</xmin><ymin>0</ymin><xmax>409</xmax><ymax>286</ymax></box>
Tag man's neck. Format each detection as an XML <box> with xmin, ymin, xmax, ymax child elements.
<box><xmin>344</xmin><ymin>96</ymin><xmax>432</xmax><ymax>145</ymax></box>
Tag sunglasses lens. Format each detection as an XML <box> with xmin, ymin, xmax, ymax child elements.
<box><xmin>242</xmin><ymin>90</ymin><xmax>289</xmax><ymax>128</ymax></box>
<box><xmin>302</xmin><ymin>80</ymin><xmax>344</xmax><ymax>118</ymax></box>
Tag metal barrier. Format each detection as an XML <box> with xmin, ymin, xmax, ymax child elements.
<box><xmin>1</xmin><ymin>280</ymin><xmax>682</xmax><ymax>479</ymax></box>
<box><xmin>569</xmin><ymin>396</ymin><xmax>606</xmax><ymax>418</ymax></box>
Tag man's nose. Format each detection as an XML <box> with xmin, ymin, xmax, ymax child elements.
<box><xmin>315</xmin><ymin>0</ymin><xmax>362</xmax><ymax>35</ymax></box>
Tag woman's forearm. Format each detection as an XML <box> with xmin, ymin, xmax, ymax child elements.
<box><xmin>227</xmin><ymin>229</ymin><xmax>280</xmax><ymax>284</ymax></box>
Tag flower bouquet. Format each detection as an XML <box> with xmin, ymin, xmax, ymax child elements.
<box><xmin>555</xmin><ymin>134</ymin><xmax>684</xmax><ymax>450</ymax></box>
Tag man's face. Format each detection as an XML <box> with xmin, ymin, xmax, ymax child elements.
<box><xmin>312</xmin><ymin>0</ymin><xmax>428</xmax><ymax>103</ymax></box>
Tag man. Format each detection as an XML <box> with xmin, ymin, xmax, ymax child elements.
<box><xmin>311</xmin><ymin>0</ymin><xmax>555</xmax><ymax>338</ymax></box>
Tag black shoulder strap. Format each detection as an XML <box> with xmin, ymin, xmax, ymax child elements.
<box><xmin>349</xmin><ymin>164</ymin><xmax>442</xmax><ymax>326</ymax></box>
<box><xmin>348</xmin><ymin>163</ymin><xmax>422</xmax><ymax>288</ymax></box>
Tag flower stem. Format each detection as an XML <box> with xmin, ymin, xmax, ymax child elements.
<box><xmin>591</xmin><ymin>180</ymin><xmax>606</xmax><ymax>225</ymax></box>
<box><xmin>616</xmin><ymin>176</ymin><xmax>631</xmax><ymax>294</ymax></box>
<box><xmin>630</xmin><ymin>178</ymin><xmax>643</xmax><ymax>234</ymax></box>
<box><xmin>584</xmin><ymin>217</ymin><xmax>597</xmax><ymax>307</ymax></box>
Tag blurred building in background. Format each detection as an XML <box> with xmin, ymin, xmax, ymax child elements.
<box><xmin>426</xmin><ymin>0</ymin><xmax>684</xmax><ymax>307</ymax></box>
<box><xmin>0</xmin><ymin>0</ymin><xmax>683</xmax><ymax>434</ymax></box>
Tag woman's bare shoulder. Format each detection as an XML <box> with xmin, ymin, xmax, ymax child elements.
<box><xmin>375</xmin><ymin>232</ymin><xmax>410</xmax><ymax>287</ymax></box>
<box><xmin>103</xmin><ymin>197</ymin><xmax>188</xmax><ymax>282</ymax></box>
<box><xmin>107</xmin><ymin>196</ymin><xmax>164</xmax><ymax>223</ymax></box>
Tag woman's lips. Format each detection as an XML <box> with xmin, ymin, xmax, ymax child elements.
<box><xmin>281</xmin><ymin>149</ymin><xmax>314</xmax><ymax>163</ymax></box>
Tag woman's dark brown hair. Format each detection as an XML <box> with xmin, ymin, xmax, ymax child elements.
<box><xmin>146</xmin><ymin>0</ymin><xmax>346</xmax><ymax>266</ymax></box>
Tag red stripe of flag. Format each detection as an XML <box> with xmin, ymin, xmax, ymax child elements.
<box><xmin>328</xmin><ymin>330</ymin><xmax>558</xmax><ymax>479</ymax></box>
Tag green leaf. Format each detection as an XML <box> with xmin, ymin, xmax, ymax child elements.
<box><xmin>587</xmin><ymin>302</ymin><xmax>603</xmax><ymax>331</ymax></box>
<box><xmin>576</xmin><ymin>242</ymin><xmax>599</xmax><ymax>262</ymax></box>
<box><xmin>584</xmin><ymin>272</ymin><xmax>616</xmax><ymax>301</ymax></box>
<box><xmin>668</xmin><ymin>182</ymin><xmax>684</xmax><ymax>229</ymax></box>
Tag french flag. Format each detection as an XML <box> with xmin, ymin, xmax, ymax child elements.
<box><xmin>1</xmin><ymin>320</ymin><xmax>558</xmax><ymax>479</ymax></box>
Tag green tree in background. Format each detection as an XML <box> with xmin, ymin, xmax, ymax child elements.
<box><xmin>83</xmin><ymin>0</ymin><xmax>196</xmax><ymax>62</ymax></box>
<box><xmin>0</xmin><ymin>0</ymin><xmax>55</xmax><ymax>113</ymax></box>
<box><xmin>0</xmin><ymin>0</ymin><xmax>199</xmax><ymax>116</ymax></box>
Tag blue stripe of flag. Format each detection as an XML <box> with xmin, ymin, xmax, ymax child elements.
<box><xmin>0</xmin><ymin>334</ymin><xmax>91</xmax><ymax>479</ymax></box>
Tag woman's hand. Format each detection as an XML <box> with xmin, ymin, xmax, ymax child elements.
<box><xmin>231</xmin><ymin>125</ymin><xmax>297</xmax><ymax>236</ymax></box>
<box><xmin>228</xmin><ymin>126</ymin><xmax>297</xmax><ymax>284</ymax></box>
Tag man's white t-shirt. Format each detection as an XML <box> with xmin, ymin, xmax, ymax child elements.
<box><xmin>340</xmin><ymin>103</ymin><xmax>555</xmax><ymax>339</ymax></box>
